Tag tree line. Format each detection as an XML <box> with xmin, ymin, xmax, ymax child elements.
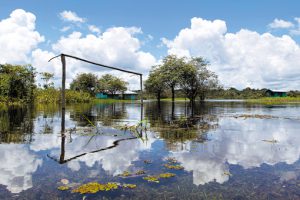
<box><xmin>144</xmin><ymin>55</ymin><xmax>220</xmax><ymax>103</ymax></box>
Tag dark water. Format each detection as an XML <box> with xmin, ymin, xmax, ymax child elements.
<box><xmin>0</xmin><ymin>101</ymin><xmax>300</xmax><ymax>200</ymax></box>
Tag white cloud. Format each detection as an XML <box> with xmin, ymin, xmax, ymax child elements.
<box><xmin>289</xmin><ymin>17</ymin><xmax>300</xmax><ymax>35</ymax></box>
<box><xmin>50</xmin><ymin>27</ymin><xmax>156</xmax><ymax>88</ymax></box>
<box><xmin>88</xmin><ymin>25</ymin><xmax>101</xmax><ymax>34</ymax></box>
<box><xmin>268</xmin><ymin>18</ymin><xmax>294</xmax><ymax>29</ymax></box>
<box><xmin>60</xmin><ymin>26</ymin><xmax>71</xmax><ymax>32</ymax></box>
<box><xmin>163</xmin><ymin>17</ymin><xmax>300</xmax><ymax>90</ymax></box>
<box><xmin>59</xmin><ymin>10</ymin><xmax>85</xmax><ymax>23</ymax></box>
<box><xmin>0</xmin><ymin>9</ymin><xmax>44</xmax><ymax>64</ymax></box>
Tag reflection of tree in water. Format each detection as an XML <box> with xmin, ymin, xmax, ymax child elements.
<box><xmin>145</xmin><ymin>101</ymin><xmax>219</xmax><ymax>151</ymax></box>
<box><xmin>69</xmin><ymin>103</ymin><xmax>128</xmax><ymax>127</ymax></box>
<box><xmin>0</xmin><ymin>105</ymin><xmax>35</xmax><ymax>143</ymax></box>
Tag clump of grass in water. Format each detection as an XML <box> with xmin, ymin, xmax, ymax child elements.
<box><xmin>122</xmin><ymin>184</ymin><xmax>137</xmax><ymax>189</ymax></box>
<box><xmin>58</xmin><ymin>186</ymin><xmax>70</xmax><ymax>191</ymax></box>
<box><xmin>159</xmin><ymin>173</ymin><xmax>176</xmax><ymax>178</ymax></box>
<box><xmin>164</xmin><ymin>164</ymin><xmax>184</xmax><ymax>170</ymax></box>
<box><xmin>72</xmin><ymin>182</ymin><xmax>119</xmax><ymax>194</ymax></box>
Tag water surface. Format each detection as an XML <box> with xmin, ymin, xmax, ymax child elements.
<box><xmin>0</xmin><ymin>101</ymin><xmax>300</xmax><ymax>199</ymax></box>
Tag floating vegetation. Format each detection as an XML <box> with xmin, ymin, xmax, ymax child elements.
<box><xmin>166</xmin><ymin>157</ymin><xmax>178</xmax><ymax>164</ymax></box>
<box><xmin>262</xmin><ymin>139</ymin><xmax>278</xmax><ymax>143</ymax></box>
<box><xmin>159</xmin><ymin>173</ymin><xmax>176</xmax><ymax>178</ymax></box>
<box><xmin>223</xmin><ymin>172</ymin><xmax>232</xmax><ymax>176</ymax></box>
<box><xmin>234</xmin><ymin>114</ymin><xmax>277</xmax><ymax>119</ymax></box>
<box><xmin>72</xmin><ymin>182</ymin><xmax>119</xmax><ymax>194</ymax></box>
<box><xmin>164</xmin><ymin>164</ymin><xmax>184</xmax><ymax>170</ymax></box>
<box><xmin>122</xmin><ymin>184</ymin><xmax>137</xmax><ymax>189</ymax></box>
<box><xmin>143</xmin><ymin>176</ymin><xmax>160</xmax><ymax>183</ymax></box>
<box><xmin>135</xmin><ymin>170</ymin><xmax>146</xmax><ymax>175</ymax></box>
<box><xmin>119</xmin><ymin>171</ymin><xmax>132</xmax><ymax>177</ymax></box>
<box><xmin>144</xmin><ymin>160</ymin><xmax>152</xmax><ymax>164</ymax></box>
<box><xmin>58</xmin><ymin>186</ymin><xmax>70</xmax><ymax>191</ymax></box>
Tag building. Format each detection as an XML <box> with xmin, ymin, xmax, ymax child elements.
<box><xmin>265</xmin><ymin>90</ymin><xmax>287</xmax><ymax>97</ymax></box>
<box><xmin>96</xmin><ymin>91</ymin><xmax>138</xmax><ymax>100</ymax></box>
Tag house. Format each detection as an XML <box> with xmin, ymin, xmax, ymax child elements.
<box><xmin>96</xmin><ymin>91</ymin><xmax>138</xmax><ymax>100</ymax></box>
<box><xmin>265</xmin><ymin>90</ymin><xmax>287</xmax><ymax>97</ymax></box>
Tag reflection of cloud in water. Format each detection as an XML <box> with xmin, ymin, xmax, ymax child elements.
<box><xmin>0</xmin><ymin>145</ymin><xmax>42</xmax><ymax>193</ymax></box>
<box><xmin>172</xmin><ymin>117</ymin><xmax>300</xmax><ymax>185</ymax></box>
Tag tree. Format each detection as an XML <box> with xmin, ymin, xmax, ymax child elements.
<box><xmin>40</xmin><ymin>72</ymin><xmax>54</xmax><ymax>89</ymax></box>
<box><xmin>97</xmin><ymin>74</ymin><xmax>128</xmax><ymax>95</ymax></box>
<box><xmin>70</xmin><ymin>73</ymin><xmax>98</xmax><ymax>96</ymax></box>
<box><xmin>0</xmin><ymin>64</ymin><xmax>36</xmax><ymax>102</ymax></box>
<box><xmin>160</xmin><ymin>55</ymin><xmax>185</xmax><ymax>102</ymax></box>
<box><xmin>144</xmin><ymin>67</ymin><xmax>166</xmax><ymax>101</ymax></box>
<box><xmin>179</xmin><ymin>57</ymin><xmax>220</xmax><ymax>102</ymax></box>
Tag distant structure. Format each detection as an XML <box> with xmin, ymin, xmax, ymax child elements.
<box><xmin>96</xmin><ymin>91</ymin><xmax>138</xmax><ymax>100</ymax></box>
<box><xmin>265</xmin><ymin>89</ymin><xmax>287</xmax><ymax>97</ymax></box>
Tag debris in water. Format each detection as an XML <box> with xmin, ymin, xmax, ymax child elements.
<box><xmin>262</xmin><ymin>139</ymin><xmax>278</xmax><ymax>143</ymax></box>
<box><xmin>60</xmin><ymin>179</ymin><xmax>69</xmax><ymax>185</ymax></box>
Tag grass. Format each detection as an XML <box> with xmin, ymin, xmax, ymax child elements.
<box><xmin>93</xmin><ymin>98</ymin><xmax>140</xmax><ymax>104</ymax></box>
<box><xmin>247</xmin><ymin>97</ymin><xmax>300</xmax><ymax>105</ymax></box>
<box><xmin>160</xmin><ymin>98</ymin><xmax>188</xmax><ymax>102</ymax></box>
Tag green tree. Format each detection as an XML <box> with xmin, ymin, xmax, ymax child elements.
<box><xmin>0</xmin><ymin>64</ymin><xmax>36</xmax><ymax>102</ymax></box>
<box><xmin>160</xmin><ymin>55</ymin><xmax>185</xmax><ymax>102</ymax></box>
<box><xmin>70</xmin><ymin>73</ymin><xmax>98</xmax><ymax>96</ymax></box>
<box><xmin>144</xmin><ymin>67</ymin><xmax>166</xmax><ymax>101</ymax></box>
<box><xmin>40</xmin><ymin>72</ymin><xmax>54</xmax><ymax>89</ymax></box>
<box><xmin>97</xmin><ymin>74</ymin><xmax>128</xmax><ymax>95</ymax></box>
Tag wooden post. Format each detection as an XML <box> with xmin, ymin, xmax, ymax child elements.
<box><xmin>61</xmin><ymin>55</ymin><xmax>66</xmax><ymax>113</ymax></box>
<box><xmin>60</xmin><ymin>54</ymin><xmax>66</xmax><ymax>163</ymax></box>
<box><xmin>140</xmin><ymin>74</ymin><xmax>143</xmax><ymax>105</ymax></box>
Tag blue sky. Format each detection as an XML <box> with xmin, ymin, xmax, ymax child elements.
<box><xmin>1</xmin><ymin>0</ymin><xmax>300</xmax><ymax>90</ymax></box>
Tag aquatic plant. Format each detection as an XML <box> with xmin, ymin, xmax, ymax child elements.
<box><xmin>119</xmin><ymin>171</ymin><xmax>132</xmax><ymax>177</ymax></box>
<box><xmin>223</xmin><ymin>172</ymin><xmax>232</xmax><ymax>176</ymax></box>
<box><xmin>58</xmin><ymin>186</ymin><xmax>70</xmax><ymax>191</ymax></box>
<box><xmin>159</xmin><ymin>173</ymin><xmax>176</xmax><ymax>178</ymax></box>
<box><xmin>72</xmin><ymin>182</ymin><xmax>119</xmax><ymax>194</ymax></box>
<box><xmin>143</xmin><ymin>176</ymin><xmax>160</xmax><ymax>183</ymax></box>
<box><xmin>164</xmin><ymin>164</ymin><xmax>184</xmax><ymax>170</ymax></box>
<box><xmin>122</xmin><ymin>184</ymin><xmax>137</xmax><ymax>189</ymax></box>
<box><xmin>135</xmin><ymin>170</ymin><xmax>146</xmax><ymax>175</ymax></box>
<box><xmin>166</xmin><ymin>157</ymin><xmax>178</xmax><ymax>164</ymax></box>
<box><xmin>144</xmin><ymin>160</ymin><xmax>152</xmax><ymax>164</ymax></box>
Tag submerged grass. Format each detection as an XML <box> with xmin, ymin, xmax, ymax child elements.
<box><xmin>247</xmin><ymin>97</ymin><xmax>300</xmax><ymax>105</ymax></box>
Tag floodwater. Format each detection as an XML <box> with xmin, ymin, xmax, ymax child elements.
<box><xmin>0</xmin><ymin>101</ymin><xmax>300</xmax><ymax>200</ymax></box>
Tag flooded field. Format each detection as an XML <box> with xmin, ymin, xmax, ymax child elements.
<box><xmin>0</xmin><ymin>101</ymin><xmax>300</xmax><ymax>200</ymax></box>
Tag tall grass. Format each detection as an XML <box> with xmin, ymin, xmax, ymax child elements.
<box><xmin>35</xmin><ymin>88</ymin><xmax>92</xmax><ymax>104</ymax></box>
<box><xmin>247</xmin><ymin>97</ymin><xmax>300</xmax><ymax>104</ymax></box>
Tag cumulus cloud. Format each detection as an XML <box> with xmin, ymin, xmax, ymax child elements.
<box><xmin>0</xmin><ymin>145</ymin><xmax>42</xmax><ymax>193</ymax></box>
<box><xmin>0</xmin><ymin>9</ymin><xmax>44</xmax><ymax>64</ymax></box>
<box><xmin>88</xmin><ymin>25</ymin><xmax>101</xmax><ymax>34</ymax></box>
<box><xmin>59</xmin><ymin>10</ymin><xmax>85</xmax><ymax>23</ymax></box>
<box><xmin>163</xmin><ymin>17</ymin><xmax>300</xmax><ymax>90</ymax></box>
<box><xmin>60</xmin><ymin>26</ymin><xmax>71</xmax><ymax>32</ymax></box>
<box><xmin>268</xmin><ymin>18</ymin><xmax>294</xmax><ymax>29</ymax></box>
